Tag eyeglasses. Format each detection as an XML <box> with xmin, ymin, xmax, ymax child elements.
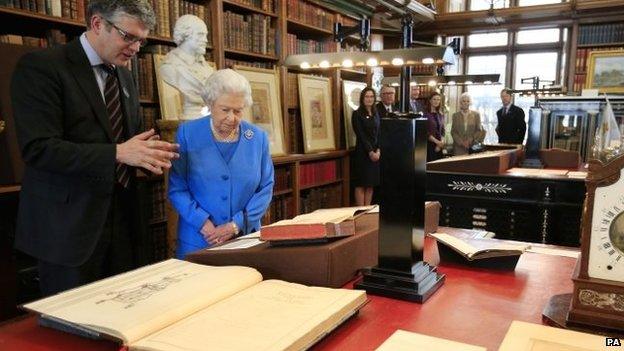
<box><xmin>106</xmin><ymin>19</ymin><xmax>148</xmax><ymax>47</ymax></box>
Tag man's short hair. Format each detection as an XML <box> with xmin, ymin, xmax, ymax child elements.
<box><xmin>87</xmin><ymin>0</ymin><xmax>156</xmax><ymax>30</ymax></box>
<box><xmin>381</xmin><ymin>85</ymin><xmax>396</xmax><ymax>94</ymax></box>
<box><xmin>500</xmin><ymin>88</ymin><xmax>514</xmax><ymax>96</ymax></box>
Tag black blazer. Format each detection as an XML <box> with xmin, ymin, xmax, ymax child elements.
<box><xmin>375</xmin><ymin>101</ymin><xmax>400</xmax><ymax>119</ymax></box>
<box><xmin>351</xmin><ymin>108</ymin><xmax>379</xmax><ymax>153</ymax></box>
<box><xmin>496</xmin><ymin>104</ymin><xmax>526</xmax><ymax>144</ymax></box>
<box><xmin>11</xmin><ymin>38</ymin><xmax>142</xmax><ymax>267</ymax></box>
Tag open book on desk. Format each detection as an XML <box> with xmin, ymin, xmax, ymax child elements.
<box><xmin>260</xmin><ymin>205</ymin><xmax>375</xmax><ymax>243</ymax></box>
<box><xmin>376</xmin><ymin>330</ymin><xmax>486</xmax><ymax>351</ymax></box>
<box><xmin>430</xmin><ymin>233</ymin><xmax>530</xmax><ymax>270</ymax></box>
<box><xmin>23</xmin><ymin>259</ymin><xmax>367</xmax><ymax>351</ymax></box>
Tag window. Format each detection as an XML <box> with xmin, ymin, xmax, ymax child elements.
<box><xmin>516</xmin><ymin>28</ymin><xmax>560</xmax><ymax>44</ymax></box>
<box><xmin>466</xmin><ymin>55</ymin><xmax>507</xmax><ymax>144</ymax></box>
<box><xmin>514</xmin><ymin>52</ymin><xmax>559</xmax><ymax>138</ymax></box>
<box><xmin>470</xmin><ymin>0</ymin><xmax>509</xmax><ymax>11</ymax></box>
<box><xmin>468</xmin><ymin>32</ymin><xmax>508</xmax><ymax>48</ymax></box>
<box><xmin>518</xmin><ymin>0</ymin><xmax>563</xmax><ymax>6</ymax></box>
<box><xmin>447</xmin><ymin>0</ymin><xmax>465</xmax><ymax>12</ymax></box>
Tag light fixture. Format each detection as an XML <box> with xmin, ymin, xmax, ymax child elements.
<box><xmin>342</xmin><ymin>59</ymin><xmax>354</xmax><ymax>68</ymax></box>
<box><xmin>381</xmin><ymin>73</ymin><xmax>501</xmax><ymax>87</ymax></box>
<box><xmin>422</xmin><ymin>57</ymin><xmax>434</xmax><ymax>64</ymax></box>
<box><xmin>392</xmin><ymin>57</ymin><xmax>405</xmax><ymax>66</ymax></box>
<box><xmin>300</xmin><ymin>62</ymin><xmax>311</xmax><ymax>69</ymax></box>
<box><xmin>284</xmin><ymin>46</ymin><xmax>456</xmax><ymax>70</ymax></box>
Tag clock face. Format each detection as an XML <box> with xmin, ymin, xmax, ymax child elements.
<box><xmin>589</xmin><ymin>175</ymin><xmax>624</xmax><ymax>281</ymax></box>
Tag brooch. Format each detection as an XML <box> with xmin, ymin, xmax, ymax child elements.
<box><xmin>244</xmin><ymin>129</ymin><xmax>254</xmax><ymax>140</ymax></box>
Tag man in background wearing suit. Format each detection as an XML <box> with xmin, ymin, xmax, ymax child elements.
<box><xmin>11</xmin><ymin>0</ymin><xmax>179</xmax><ymax>296</ymax></box>
<box><xmin>409</xmin><ymin>85</ymin><xmax>424</xmax><ymax>114</ymax></box>
<box><xmin>376</xmin><ymin>85</ymin><xmax>400</xmax><ymax>118</ymax></box>
<box><xmin>496</xmin><ymin>88</ymin><xmax>526</xmax><ymax>144</ymax></box>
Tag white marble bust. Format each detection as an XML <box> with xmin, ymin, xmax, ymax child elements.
<box><xmin>159</xmin><ymin>15</ymin><xmax>214</xmax><ymax>120</ymax></box>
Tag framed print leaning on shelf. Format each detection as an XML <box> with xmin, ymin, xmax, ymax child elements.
<box><xmin>234</xmin><ymin>66</ymin><xmax>286</xmax><ymax>156</ymax></box>
<box><xmin>342</xmin><ymin>80</ymin><xmax>368</xmax><ymax>149</ymax></box>
<box><xmin>586</xmin><ymin>49</ymin><xmax>624</xmax><ymax>93</ymax></box>
<box><xmin>298</xmin><ymin>75</ymin><xmax>336</xmax><ymax>153</ymax></box>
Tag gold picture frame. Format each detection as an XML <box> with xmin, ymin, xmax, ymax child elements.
<box><xmin>153</xmin><ymin>54</ymin><xmax>216</xmax><ymax>120</ymax></box>
<box><xmin>234</xmin><ymin>66</ymin><xmax>286</xmax><ymax>156</ymax></box>
<box><xmin>342</xmin><ymin>80</ymin><xmax>368</xmax><ymax>150</ymax></box>
<box><xmin>298</xmin><ymin>75</ymin><xmax>335</xmax><ymax>153</ymax></box>
<box><xmin>586</xmin><ymin>49</ymin><xmax>624</xmax><ymax>93</ymax></box>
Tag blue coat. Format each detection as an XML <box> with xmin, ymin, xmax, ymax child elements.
<box><xmin>169</xmin><ymin>117</ymin><xmax>274</xmax><ymax>258</ymax></box>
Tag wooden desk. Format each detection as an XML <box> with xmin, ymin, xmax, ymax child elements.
<box><xmin>0</xmin><ymin>232</ymin><xmax>577</xmax><ymax>351</ymax></box>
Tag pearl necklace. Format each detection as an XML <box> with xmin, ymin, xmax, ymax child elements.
<box><xmin>211</xmin><ymin>120</ymin><xmax>239</xmax><ymax>143</ymax></box>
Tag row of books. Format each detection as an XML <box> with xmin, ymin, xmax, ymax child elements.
<box><xmin>227</xmin><ymin>0</ymin><xmax>276</xmax><ymax>14</ymax></box>
<box><xmin>578</xmin><ymin>23</ymin><xmax>624</xmax><ymax>45</ymax></box>
<box><xmin>273</xmin><ymin>167</ymin><xmax>291</xmax><ymax>192</ymax></box>
<box><xmin>2</xmin><ymin>0</ymin><xmax>86</xmax><ymax>22</ymax></box>
<box><xmin>150</xmin><ymin>0</ymin><xmax>210</xmax><ymax>40</ymax></box>
<box><xmin>223</xmin><ymin>11</ymin><xmax>276</xmax><ymax>56</ymax></box>
<box><xmin>286</xmin><ymin>0</ymin><xmax>334</xmax><ymax>30</ymax></box>
<box><xmin>224</xmin><ymin>58</ymin><xmax>273</xmax><ymax>69</ymax></box>
<box><xmin>571</xmin><ymin>73</ymin><xmax>587</xmax><ymax>94</ymax></box>
<box><xmin>0</xmin><ymin>29</ymin><xmax>67</xmax><ymax>47</ymax></box>
<box><xmin>261</xmin><ymin>195</ymin><xmax>294</xmax><ymax>225</ymax></box>
<box><xmin>286</xmin><ymin>33</ymin><xmax>337</xmax><ymax>55</ymax></box>
<box><xmin>136</xmin><ymin>54</ymin><xmax>157</xmax><ymax>101</ymax></box>
<box><xmin>299</xmin><ymin>160</ymin><xmax>339</xmax><ymax>187</ymax></box>
<box><xmin>149</xmin><ymin>181</ymin><xmax>167</xmax><ymax>222</ymax></box>
<box><xmin>140</xmin><ymin>106</ymin><xmax>160</xmax><ymax>132</ymax></box>
<box><xmin>286</xmin><ymin>72</ymin><xmax>300</xmax><ymax>109</ymax></box>
<box><xmin>287</xmin><ymin>109</ymin><xmax>304</xmax><ymax>154</ymax></box>
<box><xmin>299</xmin><ymin>185</ymin><xmax>342</xmax><ymax>214</ymax></box>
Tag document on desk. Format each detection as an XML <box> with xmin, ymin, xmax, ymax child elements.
<box><xmin>22</xmin><ymin>259</ymin><xmax>367</xmax><ymax>351</ymax></box>
<box><xmin>498</xmin><ymin>321</ymin><xmax>606</xmax><ymax>351</ymax></box>
<box><xmin>375</xmin><ymin>330</ymin><xmax>486</xmax><ymax>351</ymax></box>
<box><xmin>208</xmin><ymin>238</ymin><xmax>264</xmax><ymax>250</ymax></box>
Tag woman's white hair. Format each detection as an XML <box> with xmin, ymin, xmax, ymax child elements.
<box><xmin>460</xmin><ymin>92</ymin><xmax>472</xmax><ymax>102</ymax></box>
<box><xmin>202</xmin><ymin>69</ymin><xmax>253</xmax><ymax>108</ymax></box>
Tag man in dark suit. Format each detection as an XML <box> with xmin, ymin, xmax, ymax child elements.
<box><xmin>375</xmin><ymin>85</ymin><xmax>400</xmax><ymax>118</ymax></box>
<box><xmin>11</xmin><ymin>0</ymin><xmax>179</xmax><ymax>296</ymax></box>
<box><xmin>496</xmin><ymin>88</ymin><xmax>526</xmax><ymax>144</ymax></box>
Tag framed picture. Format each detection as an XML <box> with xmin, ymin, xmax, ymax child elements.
<box><xmin>234</xmin><ymin>66</ymin><xmax>286</xmax><ymax>156</ymax></box>
<box><xmin>298</xmin><ymin>75</ymin><xmax>335</xmax><ymax>153</ymax></box>
<box><xmin>586</xmin><ymin>50</ymin><xmax>624</xmax><ymax>93</ymax></box>
<box><xmin>154</xmin><ymin>54</ymin><xmax>216</xmax><ymax>120</ymax></box>
<box><xmin>342</xmin><ymin>80</ymin><xmax>368</xmax><ymax>149</ymax></box>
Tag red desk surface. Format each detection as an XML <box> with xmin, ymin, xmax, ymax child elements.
<box><xmin>0</xmin><ymin>237</ymin><xmax>576</xmax><ymax>351</ymax></box>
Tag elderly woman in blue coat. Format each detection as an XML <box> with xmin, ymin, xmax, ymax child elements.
<box><xmin>169</xmin><ymin>69</ymin><xmax>274</xmax><ymax>258</ymax></box>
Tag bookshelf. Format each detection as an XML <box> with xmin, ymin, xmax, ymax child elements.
<box><xmin>0</xmin><ymin>0</ymin><xmax>365</xmax><ymax>261</ymax></box>
<box><xmin>568</xmin><ymin>20</ymin><xmax>624</xmax><ymax>94</ymax></box>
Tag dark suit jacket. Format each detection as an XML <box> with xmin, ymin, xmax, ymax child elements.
<box><xmin>375</xmin><ymin>101</ymin><xmax>400</xmax><ymax>119</ymax></box>
<box><xmin>11</xmin><ymin>38</ymin><xmax>142</xmax><ymax>267</ymax></box>
<box><xmin>496</xmin><ymin>104</ymin><xmax>526</xmax><ymax>144</ymax></box>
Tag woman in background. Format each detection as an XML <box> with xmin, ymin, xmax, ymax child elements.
<box><xmin>451</xmin><ymin>92</ymin><xmax>485</xmax><ymax>155</ymax></box>
<box><xmin>424</xmin><ymin>92</ymin><xmax>445</xmax><ymax>161</ymax></box>
<box><xmin>351</xmin><ymin>87</ymin><xmax>380</xmax><ymax>206</ymax></box>
<box><xmin>169</xmin><ymin>69</ymin><xmax>274</xmax><ymax>258</ymax></box>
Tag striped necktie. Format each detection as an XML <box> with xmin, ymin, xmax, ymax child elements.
<box><xmin>101</xmin><ymin>64</ymin><xmax>130</xmax><ymax>188</ymax></box>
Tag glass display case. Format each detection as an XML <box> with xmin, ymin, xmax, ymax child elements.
<box><xmin>538</xmin><ymin>96</ymin><xmax>624</xmax><ymax>162</ymax></box>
